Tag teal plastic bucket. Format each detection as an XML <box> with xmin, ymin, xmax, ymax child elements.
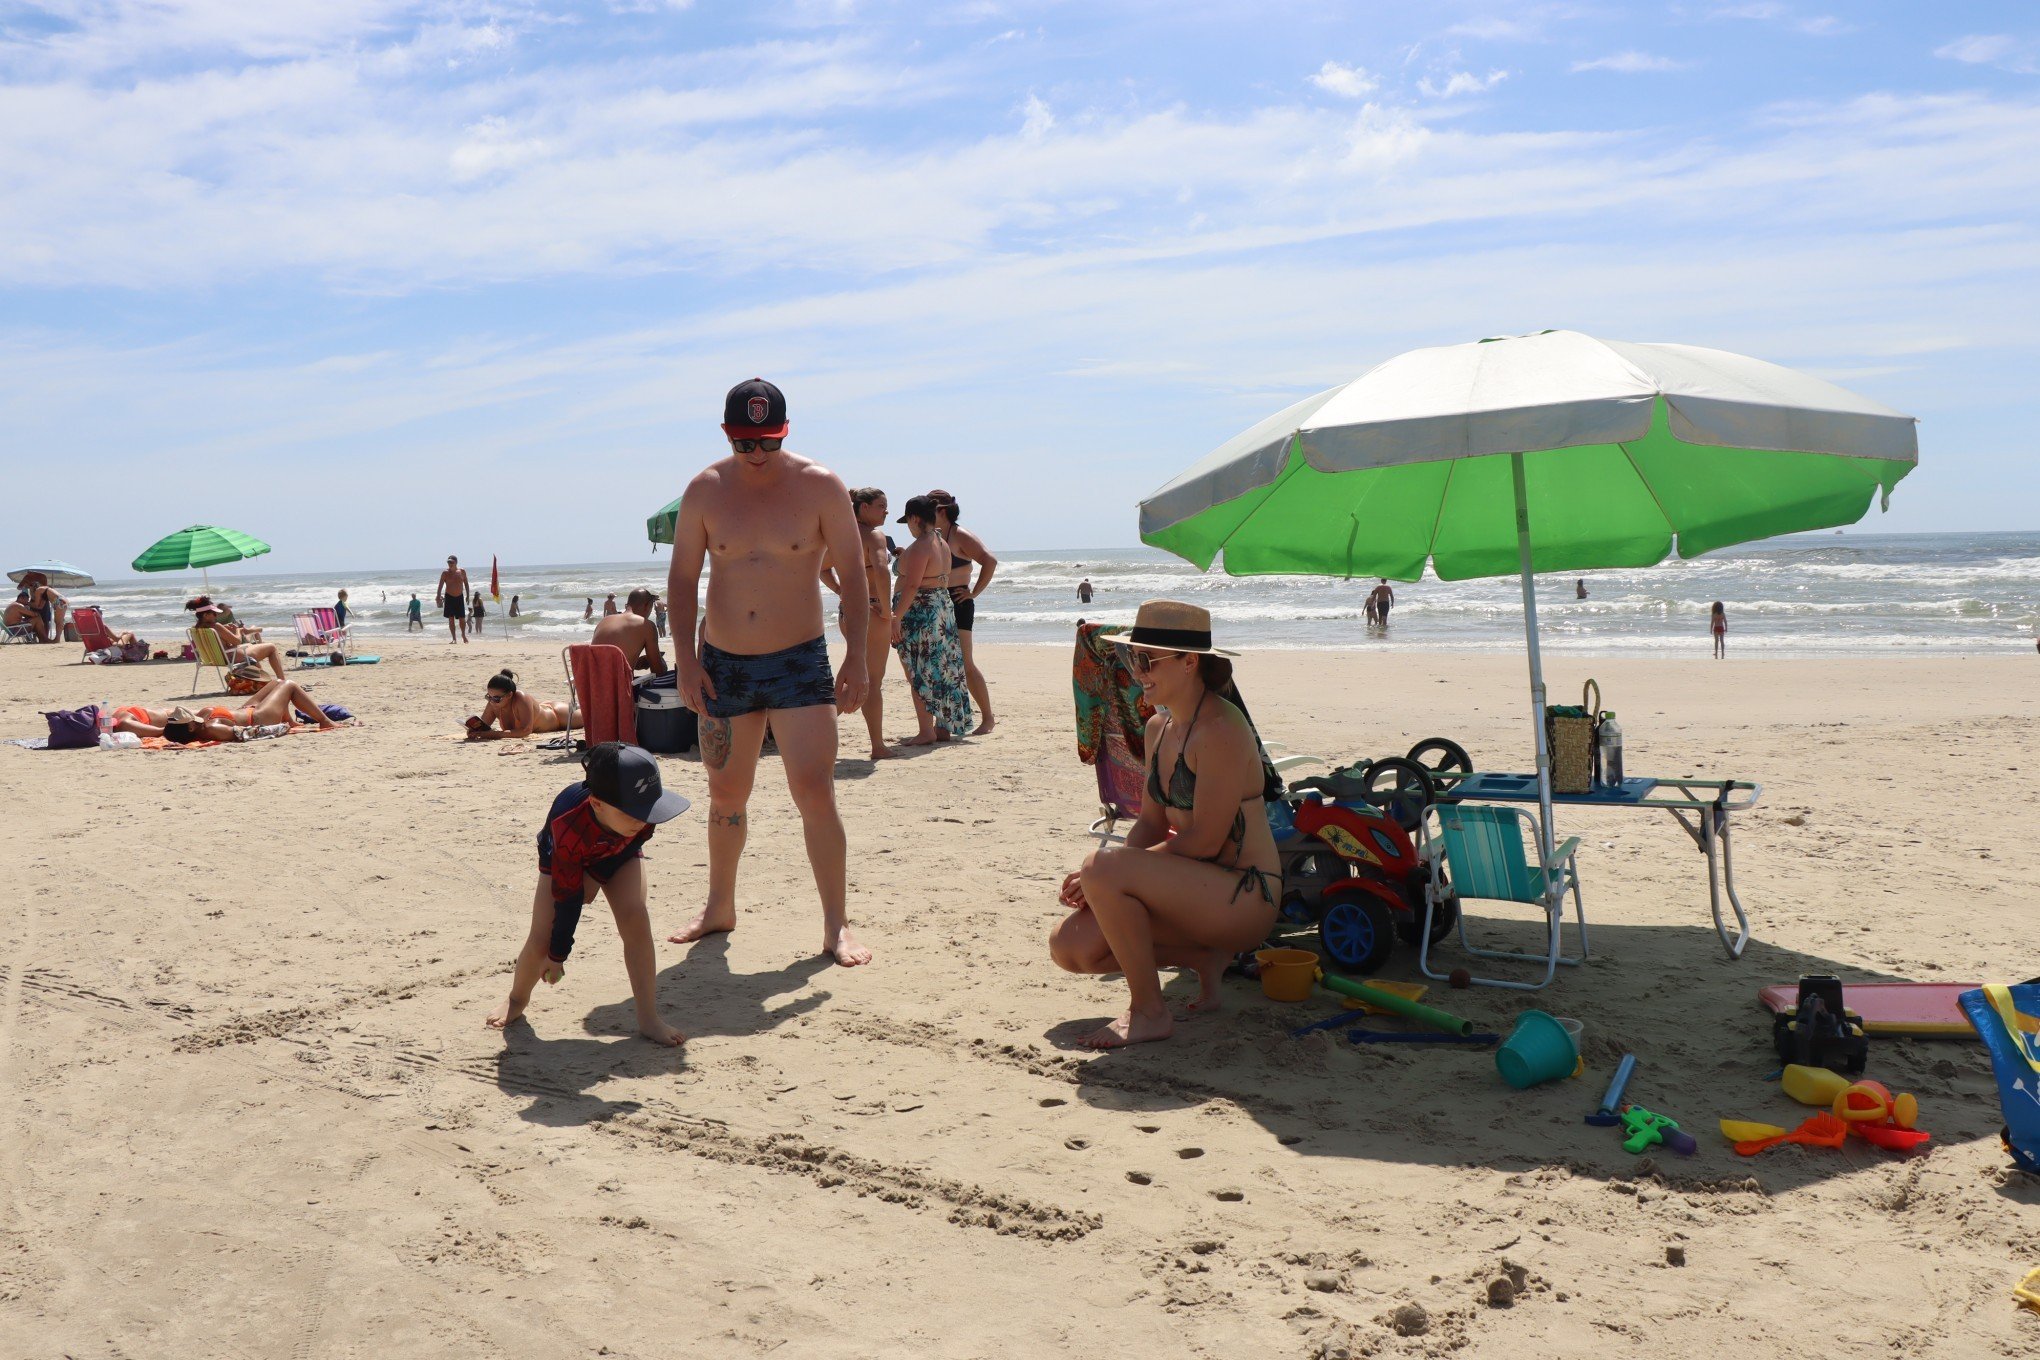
<box><xmin>1495</xmin><ymin>1010</ymin><xmax>1579</xmax><ymax>1089</ymax></box>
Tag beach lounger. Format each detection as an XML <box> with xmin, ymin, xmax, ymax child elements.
<box><xmin>311</xmin><ymin>606</ymin><xmax>352</xmax><ymax>655</ymax></box>
<box><xmin>188</xmin><ymin>626</ymin><xmax>231</xmax><ymax>696</ymax></box>
<box><xmin>1418</xmin><ymin>803</ymin><xmax>1588</xmax><ymax>992</ymax></box>
<box><xmin>4</xmin><ymin>617</ymin><xmax>40</xmax><ymax>644</ymax></box>
<box><xmin>73</xmin><ymin>606</ymin><xmax>117</xmax><ymax>654</ymax></box>
<box><xmin>293</xmin><ymin>612</ymin><xmax>339</xmax><ymax>657</ymax></box>
<box><xmin>563</xmin><ymin>644</ymin><xmax>635</xmax><ymax>749</ymax></box>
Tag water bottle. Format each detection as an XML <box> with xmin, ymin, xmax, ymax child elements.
<box><xmin>1597</xmin><ymin>713</ymin><xmax>1624</xmax><ymax>788</ymax></box>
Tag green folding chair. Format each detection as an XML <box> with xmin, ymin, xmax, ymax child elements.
<box><xmin>1419</xmin><ymin>802</ymin><xmax>1588</xmax><ymax>991</ymax></box>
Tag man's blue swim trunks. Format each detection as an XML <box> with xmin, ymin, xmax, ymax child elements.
<box><xmin>699</xmin><ymin>635</ymin><xmax>835</xmax><ymax>719</ymax></box>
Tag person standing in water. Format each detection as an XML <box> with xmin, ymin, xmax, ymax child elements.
<box><xmin>407</xmin><ymin>593</ymin><xmax>424</xmax><ymax>632</ymax></box>
<box><xmin>1078</xmin><ymin>578</ymin><xmax>1093</xmax><ymax>605</ymax></box>
<box><xmin>509</xmin><ymin>594</ymin><xmax>521</xmax><ymax>618</ymax></box>
<box><xmin>1366</xmin><ymin>578</ymin><xmax>1395</xmax><ymax>629</ymax></box>
<box><xmin>1576</xmin><ymin>579</ymin><xmax>1588</xmax><ymax>600</ymax></box>
<box><xmin>1710</xmin><ymin>600</ymin><xmax>1727</xmax><ymax>659</ymax></box>
<box><xmin>664</xmin><ymin>378</ymin><xmax>873</xmax><ymax>967</ymax></box>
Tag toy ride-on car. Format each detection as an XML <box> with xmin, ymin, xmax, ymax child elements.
<box><xmin>1277</xmin><ymin>794</ymin><xmax>1460</xmax><ymax>975</ymax></box>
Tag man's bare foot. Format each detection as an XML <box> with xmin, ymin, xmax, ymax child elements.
<box><xmin>1180</xmin><ymin>951</ymin><xmax>1231</xmax><ymax>1016</ymax></box>
<box><xmin>639</xmin><ymin>1016</ymin><xmax>686</xmax><ymax>1047</ymax></box>
<box><xmin>825</xmin><ymin>926</ymin><xmax>873</xmax><ymax>967</ymax></box>
<box><xmin>667</xmin><ymin>905</ymin><xmax>736</xmax><ymax>944</ymax></box>
<box><xmin>484</xmin><ymin>997</ymin><xmax>527</xmax><ymax>1030</ymax></box>
<box><xmin>867</xmin><ymin>746</ymin><xmax>899</xmax><ymax>760</ymax></box>
<box><xmin>1079</xmin><ymin>1007</ymin><xmax>1174</xmax><ymax>1049</ymax></box>
<box><xmin>972</xmin><ymin>716</ymin><xmax>996</xmax><ymax>735</ymax></box>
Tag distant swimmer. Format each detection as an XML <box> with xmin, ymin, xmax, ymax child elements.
<box><xmin>509</xmin><ymin>594</ymin><xmax>521</xmax><ymax>618</ymax></box>
<box><xmin>1576</xmin><ymin>579</ymin><xmax>1588</xmax><ymax>600</ymax></box>
<box><xmin>584</xmin><ymin>598</ymin><xmax>594</xmax><ymax>622</ymax></box>
<box><xmin>603</xmin><ymin>593</ymin><xmax>619</xmax><ymax>617</ymax></box>
<box><xmin>1711</xmin><ymin>600</ymin><xmax>1727</xmax><ymax>660</ymax></box>
<box><xmin>1366</xmin><ymin>578</ymin><xmax>1395</xmax><ymax>629</ymax></box>
<box><xmin>437</xmin><ymin>555</ymin><xmax>471</xmax><ymax>643</ymax></box>
<box><xmin>1078</xmin><ymin>577</ymin><xmax>1093</xmax><ymax>605</ymax></box>
<box><xmin>407</xmin><ymin>593</ymin><xmax>424</xmax><ymax>631</ymax></box>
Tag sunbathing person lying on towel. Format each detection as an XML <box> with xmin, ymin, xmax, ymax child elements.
<box><xmin>109</xmin><ymin>677</ymin><xmax>340</xmax><ymax>738</ymax></box>
<box><xmin>467</xmin><ymin>668</ymin><xmax>580</xmax><ymax>740</ymax></box>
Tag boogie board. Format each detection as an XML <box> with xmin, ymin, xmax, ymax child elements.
<box><xmin>298</xmin><ymin>654</ymin><xmax>381</xmax><ymax>667</ymax></box>
<box><xmin>1758</xmin><ymin>981</ymin><xmax>1984</xmax><ymax>1037</ymax></box>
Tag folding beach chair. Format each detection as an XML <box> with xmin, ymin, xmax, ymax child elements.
<box><xmin>311</xmin><ymin>607</ymin><xmax>352</xmax><ymax>655</ymax></box>
<box><xmin>1417</xmin><ymin>802</ymin><xmax>1588</xmax><ymax>992</ymax></box>
<box><xmin>563</xmin><ymin>644</ymin><xmax>635</xmax><ymax>749</ymax></box>
<box><xmin>73</xmin><ymin>606</ymin><xmax>117</xmax><ymax>654</ymax></box>
<box><xmin>294</xmin><ymin>612</ymin><xmax>333</xmax><ymax>656</ymax></box>
<box><xmin>188</xmin><ymin>626</ymin><xmax>231</xmax><ymax>696</ymax></box>
<box><xmin>3</xmin><ymin>615</ymin><xmax>38</xmax><ymax>644</ymax></box>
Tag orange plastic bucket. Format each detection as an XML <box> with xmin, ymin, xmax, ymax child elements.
<box><xmin>1255</xmin><ymin>948</ymin><xmax>1319</xmax><ymax>1002</ymax></box>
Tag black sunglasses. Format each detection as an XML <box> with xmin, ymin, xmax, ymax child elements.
<box><xmin>730</xmin><ymin>436</ymin><xmax>783</xmax><ymax>454</ymax></box>
<box><xmin>1128</xmin><ymin>648</ymin><xmax>1181</xmax><ymax>673</ymax></box>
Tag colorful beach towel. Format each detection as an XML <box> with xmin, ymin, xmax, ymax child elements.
<box><xmin>566</xmin><ymin>643</ymin><xmax>635</xmax><ymax>747</ymax></box>
<box><xmin>895</xmin><ymin>589</ymin><xmax>971</xmax><ymax>737</ymax></box>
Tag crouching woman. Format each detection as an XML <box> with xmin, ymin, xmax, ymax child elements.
<box><xmin>1049</xmin><ymin>601</ymin><xmax>1280</xmax><ymax>1049</ymax></box>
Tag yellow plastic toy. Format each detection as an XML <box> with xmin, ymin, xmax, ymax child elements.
<box><xmin>2016</xmin><ymin>1265</ymin><xmax>2040</xmax><ymax>1314</ymax></box>
<box><xmin>1781</xmin><ymin>1065</ymin><xmax>1919</xmax><ymax>1128</ymax></box>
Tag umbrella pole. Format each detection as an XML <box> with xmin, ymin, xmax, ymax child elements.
<box><xmin>1512</xmin><ymin>453</ymin><xmax>1557</xmax><ymax>862</ymax></box>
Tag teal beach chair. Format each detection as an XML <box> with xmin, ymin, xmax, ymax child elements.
<box><xmin>1419</xmin><ymin>803</ymin><xmax>1587</xmax><ymax>991</ymax></box>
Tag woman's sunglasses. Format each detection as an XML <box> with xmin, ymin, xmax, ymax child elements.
<box><xmin>730</xmin><ymin>436</ymin><xmax>783</xmax><ymax>454</ymax></box>
<box><xmin>1128</xmin><ymin>648</ymin><xmax>1180</xmax><ymax>675</ymax></box>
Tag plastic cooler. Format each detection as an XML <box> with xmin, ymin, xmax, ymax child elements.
<box><xmin>634</xmin><ymin>685</ymin><xmax>696</xmax><ymax>755</ymax></box>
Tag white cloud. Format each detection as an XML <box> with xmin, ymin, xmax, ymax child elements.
<box><xmin>1936</xmin><ymin>34</ymin><xmax>2040</xmax><ymax>76</ymax></box>
<box><xmin>1419</xmin><ymin>69</ymin><xmax>1509</xmax><ymax>98</ymax></box>
<box><xmin>1709</xmin><ymin>4</ymin><xmax>1851</xmax><ymax>37</ymax></box>
<box><xmin>1019</xmin><ymin>92</ymin><xmax>1053</xmax><ymax>140</ymax></box>
<box><xmin>1309</xmin><ymin>60</ymin><xmax>1378</xmax><ymax>99</ymax></box>
<box><xmin>1571</xmin><ymin>51</ymin><xmax>1690</xmax><ymax>74</ymax></box>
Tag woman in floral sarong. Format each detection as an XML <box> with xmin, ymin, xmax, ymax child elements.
<box><xmin>889</xmin><ymin>495</ymin><xmax>972</xmax><ymax>745</ymax></box>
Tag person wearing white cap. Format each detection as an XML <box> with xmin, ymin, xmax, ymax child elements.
<box><xmin>1050</xmin><ymin>600</ymin><xmax>1282</xmax><ymax>1049</ymax></box>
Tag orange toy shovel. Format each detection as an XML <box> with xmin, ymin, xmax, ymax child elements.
<box><xmin>1732</xmin><ymin>1112</ymin><xmax>1850</xmax><ymax>1157</ymax></box>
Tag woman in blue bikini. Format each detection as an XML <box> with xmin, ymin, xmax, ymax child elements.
<box><xmin>1050</xmin><ymin>600</ymin><xmax>1281</xmax><ymax>1049</ymax></box>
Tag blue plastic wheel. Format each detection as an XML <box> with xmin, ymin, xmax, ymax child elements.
<box><xmin>1318</xmin><ymin>894</ymin><xmax>1396</xmax><ymax>975</ymax></box>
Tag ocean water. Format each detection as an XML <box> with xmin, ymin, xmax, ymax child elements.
<box><xmin>53</xmin><ymin>531</ymin><xmax>2040</xmax><ymax>656</ymax></box>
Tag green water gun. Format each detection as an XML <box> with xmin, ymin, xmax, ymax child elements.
<box><xmin>1618</xmin><ymin>1106</ymin><xmax>1698</xmax><ymax>1156</ymax></box>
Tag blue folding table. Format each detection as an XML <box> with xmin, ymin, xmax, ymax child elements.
<box><xmin>1435</xmin><ymin>771</ymin><xmax>1763</xmax><ymax>959</ymax></box>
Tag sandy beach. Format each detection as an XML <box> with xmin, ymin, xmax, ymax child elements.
<box><xmin>3</xmin><ymin>635</ymin><xmax>2037</xmax><ymax>1358</ymax></box>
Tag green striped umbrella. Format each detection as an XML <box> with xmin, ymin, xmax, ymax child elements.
<box><xmin>647</xmin><ymin>497</ymin><xmax>680</xmax><ymax>547</ymax></box>
<box><xmin>1138</xmin><ymin>330</ymin><xmax>1918</xmax><ymax>859</ymax></box>
<box><xmin>131</xmin><ymin>524</ymin><xmax>272</xmax><ymax>589</ymax></box>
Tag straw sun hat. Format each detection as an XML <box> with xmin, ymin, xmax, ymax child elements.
<box><xmin>1124</xmin><ymin>599</ymin><xmax>1238</xmax><ymax>657</ymax></box>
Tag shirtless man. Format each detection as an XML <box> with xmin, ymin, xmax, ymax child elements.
<box><xmin>928</xmin><ymin>490</ymin><xmax>997</xmax><ymax>734</ymax></box>
<box><xmin>437</xmin><ymin>555</ymin><xmax>470</xmax><ymax>643</ymax></box>
<box><xmin>665</xmin><ymin>378</ymin><xmax>873</xmax><ymax>966</ymax></box>
<box><xmin>591</xmin><ymin>588</ymin><xmax>669</xmax><ymax>675</ymax></box>
<box><xmin>822</xmin><ymin>488</ymin><xmax>896</xmax><ymax>761</ymax></box>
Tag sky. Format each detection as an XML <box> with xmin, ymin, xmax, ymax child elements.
<box><xmin>4</xmin><ymin>0</ymin><xmax>2039</xmax><ymax>575</ymax></box>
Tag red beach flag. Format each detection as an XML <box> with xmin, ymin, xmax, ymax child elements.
<box><xmin>490</xmin><ymin>556</ymin><xmax>501</xmax><ymax>602</ymax></box>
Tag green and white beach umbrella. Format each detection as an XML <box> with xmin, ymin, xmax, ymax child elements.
<box><xmin>1138</xmin><ymin>329</ymin><xmax>1918</xmax><ymax>849</ymax></box>
<box><xmin>131</xmin><ymin>524</ymin><xmax>273</xmax><ymax>589</ymax></box>
<box><xmin>647</xmin><ymin>496</ymin><xmax>680</xmax><ymax>548</ymax></box>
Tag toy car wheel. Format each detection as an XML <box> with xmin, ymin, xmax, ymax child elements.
<box><xmin>1318</xmin><ymin>895</ymin><xmax>1397</xmax><ymax>975</ymax></box>
<box><xmin>1359</xmin><ymin>757</ymin><xmax>1436</xmax><ymax>833</ymax></box>
<box><xmin>1406</xmin><ymin>737</ymin><xmax>1472</xmax><ymax>777</ymax></box>
<box><xmin>1396</xmin><ymin>893</ymin><xmax>1459</xmax><ymax>946</ymax></box>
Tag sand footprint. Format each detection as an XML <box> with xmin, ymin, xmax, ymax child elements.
<box><xmin>1064</xmin><ymin>1137</ymin><xmax>1090</xmax><ymax>1150</ymax></box>
<box><xmin>1176</xmin><ymin>1147</ymin><xmax>1204</xmax><ymax>1159</ymax></box>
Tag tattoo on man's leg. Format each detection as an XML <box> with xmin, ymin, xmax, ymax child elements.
<box><xmin>703</xmin><ymin>716</ymin><xmax>731</xmax><ymax>769</ymax></box>
<box><xmin>710</xmin><ymin>810</ymin><xmax>745</xmax><ymax>828</ymax></box>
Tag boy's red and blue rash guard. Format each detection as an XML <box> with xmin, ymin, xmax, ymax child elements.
<box><xmin>536</xmin><ymin>782</ymin><xmax>653</xmax><ymax>962</ymax></box>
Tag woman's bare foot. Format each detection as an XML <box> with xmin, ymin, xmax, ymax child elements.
<box><xmin>972</xmin><ymin>716</ymin><xmax>996</xmax><ymax>735</ymax></box>
<box><xmin>638</xmin><ymin>1015</ymin><xmax>686</xmax><ymax>1047</ymax></box>
<box><xmin>484</xmin><ymin>997</ymin><xmax>527</xmax><ymax>1030</ymax></box>
<box><xmin>897</xmin><ymin>731</ymin><xmax>940</xmax><ymax>747</ymax></box>
<box><xmin>1080</xmin><ymin>1007</ymin><xmax>1174</xmax><ymax>1049</ymax></box>
<box><xmin>1180</xmin><ymin>951</ymin><xmax>1231</xmax><ymax>1016</ymax></box>
<box><xmin>668</xmin><ymin>905</ymin><xmax>736</xmax><ymax>944</ymax></box>
<box><xmin>825</xmin><ymin>925</ymin><xmax>874</xmax><ymax>966</ymax></box>
<box><xmin>867</xmin><ymin>746</ymin><xmax>899</xmax><ymax>760</ymax></box>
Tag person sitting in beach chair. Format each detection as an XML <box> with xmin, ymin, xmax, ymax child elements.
<box><xmin>1050</xmin><ymin>601</ymin><xmax>1281</xmax><ymax>1049</ymax></box>
<box><xmin>7</xmin><ymin>573</ymin><xmax>67</xmax><ymax>642</ymax></box>
<box><xmin>188</xmin><ymin>596</ymin><xmax>288</xmax><ymax>682</ymax></box>
<box><xmin>467</xmin><ymin>668</ymin><xmax>580</xmax><ymax>740</ymax></box>
<box><xmin>590</xmin><ymin>588</ymin><xmax>668</xmax><ymax>676</ymax></box>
